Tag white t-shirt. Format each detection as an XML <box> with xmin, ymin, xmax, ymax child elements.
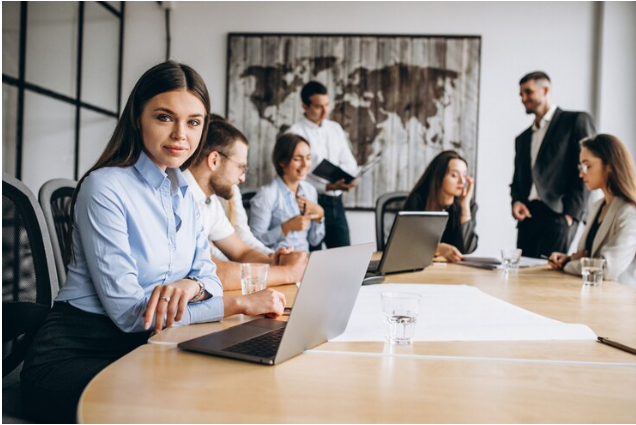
<box><xmin>217</xmin><ymin>185</ymin><xmax>274</xmax><ymax>260</ymax></box>
<box><xmin>182</xmin><ymin>170</ymin><xmax>235</xmax><ymax>249</ymax></box>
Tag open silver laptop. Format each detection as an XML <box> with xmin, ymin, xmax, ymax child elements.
<box><xmin>365</xmin><ymin>211</ymin><xmax>449</xmax><ymax>284</ymax></box>
<box><xmin>178</xmin><ymin>243</ymin><xmax>375</xmax><ymax>365</ymax></box>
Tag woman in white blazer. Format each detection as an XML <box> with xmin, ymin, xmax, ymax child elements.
<box><xmin>549</xmin><ymin>134</ymin><xmax>636</xmax><ymax>288</ymax></box>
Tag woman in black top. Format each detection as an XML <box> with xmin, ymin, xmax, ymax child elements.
<box><xmin>404</xmin><ymin>150</ymin><xmax>478</xmax><ymax>262</ymax></box>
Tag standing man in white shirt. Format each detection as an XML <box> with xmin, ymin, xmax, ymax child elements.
<box><xmin>184</xmin><ymin>118</ymin><xmax>307</xmax><ymax>289</ymax></box>
<box><xmin>510</xmin><ymin>71</ymin><xmax>595</xmax><ymax>258</ymax></box>
<box><xmin>288</xmin><ymin>81</ymin><xmax>359</xmax><ymax>249</ymax></box>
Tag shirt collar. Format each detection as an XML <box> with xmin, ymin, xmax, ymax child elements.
<box><xmin>533</xmin><ymin>104</ymin><xmax>558</xmax><ymax>130</ymax></box>
<box><xmin>275</xmin><ymin>176</ymin><xmax>306</xmax><ymax>197</ymax></box>
<box><xmin>302</xmin><ymin>115</ymin><xmax>323</xmax><ymax>129</ymax></box>
<box><xmin>134</xmin><ymin>151</ymin><xmax>188</xmax><ymax>196</ymax></box>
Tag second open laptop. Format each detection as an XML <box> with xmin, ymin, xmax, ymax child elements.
<box><xmin>178</xmin><ymin>243</ymin><xmax>375</xmax><ymax>365</ymax></box>
<box><xmin>365</xmin><ymin>211</ymin><xmax>449</xmax><ymax>283</ymax></box>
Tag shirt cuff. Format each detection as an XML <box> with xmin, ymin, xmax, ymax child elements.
<box><xmin>186</xmin><ymin>296</ymin><xmax>224</xmax><ymax>325</ymax></box>
<box><xmin>198</xmin><ymin>276</ymin><xmax>224</xmax><ymax>298</ymax></box>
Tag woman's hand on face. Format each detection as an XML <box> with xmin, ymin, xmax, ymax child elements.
<box><xmin>437</xmin><ymin>243</ymin><xmax>463</xmax><ymax>262</ymax></box>
<box><xmin>548</xmin><ymin>252</ymin><xmax>569</xmax><ymax>269</ymax></box>
<box><xmin>460</xmin><ymin>175</ymin><xmax>474</xmax><ymax>209</ymax></box>
<box><xmin>143</xmin><ymin>279</ymin><xmax>199</xmax><ymax>333</ymax></box>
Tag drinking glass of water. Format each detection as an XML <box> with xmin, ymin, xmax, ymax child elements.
<box><xmin>240</xmin><ymin>263</ymin><xmax>269</xmax><ymax>295</ymax></box>
<box><xmin>501</xmin><ymin>248</ymin><xmax>522</xmax><ymax>272</ymax></box>
<box><xmin>580</xmin><ymin>257</ymin><xmax>605</xmax><ymax>286</ymax></box>
<box><xmin>381</xmin><ymin>292</ymin><xmax>421</xmax><ymax>345</ymax></box>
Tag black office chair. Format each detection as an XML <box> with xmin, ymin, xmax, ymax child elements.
<box><xmin>3</xmin><ymin>173</ymin><xmax>59</xmax><ymax>421</ymax></box>
<box><xmin>374</xmin><ymin>191</ymin><xmax>410</xmax><ymax>252</ymax></box>
<box><xmin>39</xmin><ymin>178</ymin><xmax>77</xmax><ymax>285</ymax></box>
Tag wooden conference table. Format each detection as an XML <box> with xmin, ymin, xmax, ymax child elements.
<box><xmin>78</xmin><ymin>263</ymin><xmax>636</xmax><ymax>423</ymax></box>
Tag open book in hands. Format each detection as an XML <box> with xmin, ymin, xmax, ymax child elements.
<box><xmin>312</xmin><ymin>152</ymin><xmax>382</xmax><ymax>184</ymax></box>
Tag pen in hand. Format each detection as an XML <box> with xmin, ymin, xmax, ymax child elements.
<box><xmin>540</xmin><ymin>254</ymin><xmax>557</xmax><ymax>265</ymax></box>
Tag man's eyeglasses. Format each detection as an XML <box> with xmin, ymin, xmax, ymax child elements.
<box><xmin>218</xmin><ymin>151</ymin><xmax>249</xmax><ymax>176</ymax></box>
<box><xmin>577</xmin><ymin>163</ymin><xmax>589</xmax><ymax>174</ymax></box>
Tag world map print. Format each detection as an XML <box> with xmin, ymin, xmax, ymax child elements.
<box><xmin>227</xmin><ymin>35</ymin><xmax>481</xmax><ymax>209</ymax></box>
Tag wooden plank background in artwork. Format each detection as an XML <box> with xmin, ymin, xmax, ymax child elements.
<box><xmin>227</xmin><ymin>34</ymin><xmax>481</xmax><ymax>209</ymax></box>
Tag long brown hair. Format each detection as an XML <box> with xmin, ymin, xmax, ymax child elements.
<box><xmin>580</xmin><ymin>134</ymin><xmax>636</xmax><ymax>206</ymax></box>
<box><xmin>65</xmin><ymin>61</ymin><xmax>211</xmax><ymax>264</ymax></box>
<box><xmin>405</xmin><ymin>150</ymin><xmax>468</xmax><ymax>211</ymax></box>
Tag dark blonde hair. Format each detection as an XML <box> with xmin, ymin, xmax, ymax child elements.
<box><xmin>406</xmin><ymin>150</ymin><xmax>468</xmax><ymax>211</ymax></box>
<box><xmin>580</xmin><ymin>134</ymin><xmax>636</xmax><ymax>206</ymax></box>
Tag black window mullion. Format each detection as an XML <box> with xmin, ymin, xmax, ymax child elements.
<box><xmin>117</xmin><ymin>1</ymin><xmax>125</xmax><ymax>116</ymax></box>
<box><xmin>16</xmin><ymin>1</ymin><xmax>28</xmax><ymax>180</ymax></box>
<box><xmin>74</xmin><ymin>2</ymin><xmax>85</xmax><ymax>180</ymax></box>
<box><xmin>6</xmin><ymin>1</ymin><xmax>123</xmax><ymax>183</ymax></box>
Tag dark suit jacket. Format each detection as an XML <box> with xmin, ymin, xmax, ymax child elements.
<box><xmin>510</xmin><ymin>108</ymin><xmax>595</xmax><ymax>221</ymax></box>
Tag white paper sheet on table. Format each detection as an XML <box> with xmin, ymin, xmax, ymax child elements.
<box><xmin>332</xmin><ymin>284</ymin><xmax>596</xmax><ymax>342</ymax></box>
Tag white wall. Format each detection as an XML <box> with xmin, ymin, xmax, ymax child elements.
<box><xmin>598</xmin><ymin>2</ymin><xmax>636</xmax><ymax>161</ymax></box>
<box><xmin>122</xmin><ymin>1</ymin><xmax>634</xmax><ymax>254</ymax></box>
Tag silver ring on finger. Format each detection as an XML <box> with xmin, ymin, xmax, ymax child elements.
<box><xmin>160</xmin><ymin>296</ymin><xmax>171</xmax><ymax>303</ymax></box>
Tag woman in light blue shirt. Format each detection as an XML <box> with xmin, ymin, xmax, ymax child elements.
<box><xmin>21</xmin><ymin>61</ymin><xmax>286</xmax><ymax>423</ymax></box>
<box><xmin>250</xmin><ymin>133</ymin><xmax>325</xmax><ymax>251</ymax></box>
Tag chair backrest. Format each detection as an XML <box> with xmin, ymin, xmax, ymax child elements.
<box><xmin>374</xmin><ymin>191</ymin><xmax>410</xmax><ymax>252</ymax></box>
<box><xmin>2</xmin><ymin>173</ymin><xmax>59</xmax><ymax>377</ymax></box>
<box><xmin>240</xmin><ymin>188</ymin><xmax>258</xmax><ymax>219</ymax></box>
<box><xmin>38</xmin><ymin>178</ymin><xmax>77</xmax><ymax>284</ymax></box>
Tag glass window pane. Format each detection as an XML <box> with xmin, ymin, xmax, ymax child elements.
<box><xmin>82</xmin><ymin>2</ymin><xmax>119</xmax><ymax>112</ymax></box>
<box><xmin>25</xmin><ymin>2</ymin><xmax>79</xmax><ymax>97</ymax></box>
<box><xmin>2</xmin><ymin>84</ymin><xmax>19</xmax><ymax>177</ymax></box>
<box><xmin>22</xmin><ymin>91</ymin><xmax>75</xmax><ymax>193</ymax></box>
<box><xmin>2</xmin><ymin>1</ymin><xmax>21</xmax><ymax>78</ymax></box>
<box><xmin>78</xmin><ymin>109</ymin><xmax>116</xmax><ymax>176</ymax></box>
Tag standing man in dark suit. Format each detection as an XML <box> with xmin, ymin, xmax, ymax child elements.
<box><xmin>510</xmin><ymin>71</ymin><xmax>596</xmax><ymax>258</ymax></box>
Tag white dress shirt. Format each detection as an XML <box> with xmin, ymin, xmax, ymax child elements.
<box><xmin>288</xmin><ymin>116</ymin><xmax>358</xmax><ymax>197</ymax></box>
<box><xmin>528</xmin><ymin>104</ymin><xmax>558</xmax><ymax>201</ymax></box>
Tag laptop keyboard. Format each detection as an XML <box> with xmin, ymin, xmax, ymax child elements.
<box><xmin>224</xmin><ymin>326</ymin><xmax>286</xmax><ymax>359</ymax></box>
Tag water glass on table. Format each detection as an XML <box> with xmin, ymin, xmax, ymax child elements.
<box><xmin>501</xmin><ymin>248</ymin><xmax>522</xmax><ymax>271</ymax></box>
<box><xmin>240</xmin><ymin>263</ymin><xmax>269</xmax><ymax>295</ymax></box>
<box><xmin>580</xmin><ymin>257</ymin><xmax>605</xmax><ymax>286</ymax></box>
<box><xmin>381</xmin><ymin>292</ymin><xmax>421</xmax><ymax>345</ymax></box>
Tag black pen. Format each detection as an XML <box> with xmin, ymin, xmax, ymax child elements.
<box><xmin>597</xmin><ymin>336</ymin><xmax>636</xmax><ymax>355</ymax></box>
<box><xmin>540</xmin><ymin>254</ymin><xmax>557</xmax><ymax>266</ymax></box>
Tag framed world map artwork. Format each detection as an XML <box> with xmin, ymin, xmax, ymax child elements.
<box><xmin>226</xmin><ymin>33</ymin><xmax>481</xmax><ymax>209</ymax></box>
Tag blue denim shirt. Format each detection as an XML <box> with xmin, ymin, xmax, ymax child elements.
<box><xmin>249</xmin><ymin>176</ymin><xmax>325</xmax><ymax>251</ymax></box>
<box><xmin>56</xmin><ymin>152</ymin><xmax>224</xmax><ymax>332</ymax></box>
